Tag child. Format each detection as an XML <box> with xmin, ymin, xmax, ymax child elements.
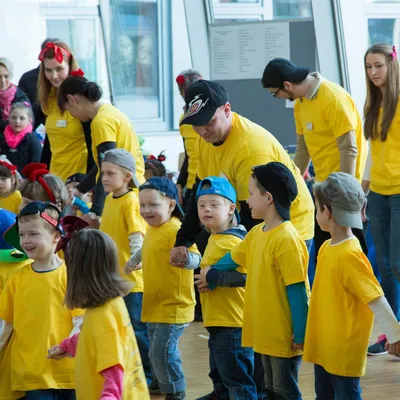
<box><xmin>0</xmin><ymin>201</ymin><xmax>83</xmax><ymax>399</ymax></box>
<box><xmin>303</xmin><ymin>172</ymin><xmax>400</xmax><ymax>398</ymax></box>
<box><xmin>126</xmin><ymin>177</ymin><xmax>201</xmax><ymax>400</ymax></box>
<box><xmin>227</xmin><ymin>162</ymin><xmax>310</xmax><ymax>400</ymax></box>
<box><xmin>144</xmin><ymin>153</ymin><xmax>167</xmax><ymax>180</ymax></box>
<box><xmin>64</xmin><ymin>173</ymin><xmax>92</xmax><ymax>216</ymax></box>
<box><xmin>0</xmin><ymin>161</ymin><xmax>22</xmax><ymax>214</ymax></box>
<box><xmin>0</xmin><ymin>102</ymin><xmax>42</xmax><ymax>173</ymax></box>
<box><xmin>98</xmin><ymin>148</ymin><xmax>153</xmax><ymax>386</ymax></box>
<box><xmin>19</xmin><ymin>162</ymin><xmax>68</xmax><ymax>211</ymax></box>
<box><xmin>191</xmin><ymin>176</ymin><xmax>257</xmax><ymax>399</ymax></box>
<box><xmin>48</xmin><ymin>227</ymin><xmax>150</xmax><ymax>400</ymax></box>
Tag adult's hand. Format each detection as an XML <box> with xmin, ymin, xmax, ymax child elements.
<box><xmin>176</xmin><ymin>184</ymin><xmax>184</xmax><ymax>205</ymax></box>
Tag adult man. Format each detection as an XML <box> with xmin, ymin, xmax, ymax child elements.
<box><xmin>261</xmin><ymin>58</ymin><xmax>368</xmax><ymax>256</ymax></box>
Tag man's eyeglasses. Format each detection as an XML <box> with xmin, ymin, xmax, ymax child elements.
<box><xmin>271</xmin><ymin>88</ymin><xmax>281</xmax><ymax>98</ymax></box>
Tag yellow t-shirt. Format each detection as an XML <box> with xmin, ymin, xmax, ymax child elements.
<box><xmin>196</xmin><ymin>113</ymin><xmax>314</xmax><ymax>240</ymax></box>
<box><xmin>141</xmin><ymin>217</ymin><xmax>199</xmax><ymax>323</ymax></box>
<box><xmin>200</xmin><ymin>232</ymin><xmax>246</xmax><ymax>328</ymax></box>
<box><xmin>100</xmin><ymin>191</ymin><xmax>147</xmax><ymax>293</ymax></box>
<box><xmin>303</xmin><ymin>238</ymin><xmax>384</xmax><ymax>377</ymax></box>
<box><xmin>90</xmin><ymin>103</ymin><xmax>145</xmax><ymax>185</ymax></box>
<box><xmin>75</xmin><ymin>297</ymin><xmax>149</xmax><ymax>400</ymax></box>
<box><xmin>0</xmin><ymin>191</ymin><xmax>22</xmax><ymax>215</ymax></box>
<box><xmin>0</xmin><ymin>258</ymin><xmax>31</xmax><ymax>295</ymax></box>
<box><xmin>231</xmin><ymin>221</ymin><xmax>309</xmax><ymax>358</ymax></box>
<box><xmin>179</xmin><ymin>114</ymin><xmax>198</xmax><ymax>189</ymax></box>
<box><xmin>294</xmin><ymin>79</ymin><xmax>366</xmax><ymax>182</ymax></box>
<box><xmin>45</xmin><ymin>93</ymin><xmax>87</xmax><ymax>182</ymax></box>
<box><xmin>0</xmin><ymin>263</ymin><xmax>83</xmax><ymax>391</ymax></box>
<box><xmin>370</xmin><ymin>105</ymin><xmax>400</xmax><ymax>195</ymax></box>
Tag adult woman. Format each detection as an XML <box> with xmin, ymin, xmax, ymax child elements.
<box><xmin>0</xmin><ymin>57</ymin><xmax>30</xmax><ymax>135</ymax></box>
<box><xmin>175</xmin><ymin>69</ymin><xmax>201</xmax><ymax>211</ymax></box>
<box><xmin>363</xmin><ymin>43</ymin><xmax>400</xmax><ymax>355</ymax></box>
<box><xmin>57</xmin><ymin>76</ymin><xmax>145</xmax><ymax>220</ymax></box>
<box><xmin>37</xmin><ymin>41</ymin><xmax>94</xmax><ymax>182</ymax></box>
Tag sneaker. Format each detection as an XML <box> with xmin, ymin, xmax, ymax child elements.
<box><xmin>165</xmin><ymin>392</ymin><xmax>186</xmax><ymax>400</ymax></box>
<box><xmin>196</xmin><ymin>392</ymin><xmax>219</xmax><ymax>400</ymax></box>
<box><xmin>367</xmin><ymin>334</ymin><xmax>388</xmax><ymax>356</ymax></box>
<box><xmin>148</xmin><ymin>379</ymin><xmax>161</xmax><ymax>395</ymax></box>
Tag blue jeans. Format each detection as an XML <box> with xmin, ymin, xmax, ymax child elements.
<box><xmin>261</xmin><ymin>355</ymin><xmax>302</xmax><ymax>400</ymax></box>
<box><xmin>147</xmin><ymin>323</ymin><xmax>188</xmax><ymax>394</ymax></box>
<box><xmin>25</xmin><ymin>390</ymin><xmax>76</xmax><ymax>400</ymax></box>
<box><xmin>368</xmin><ymin>191</ymin><xmax>400</xmax><ymax>320</ymax></box>
<box><xmin>314</xmin><ymin>364</ymin><xmax>362</xmax><ymax>400</ymax></box>
<box><xmin>207</xmin><ymin>327</ymin><xmax>257</xmax><ymax>399</ymax></box>
<box><xmin>123</xmin><ymin>292</ymin><xmax>153</xmax><ymax>384</ymax></box>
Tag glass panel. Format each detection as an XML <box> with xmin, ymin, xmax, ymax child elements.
<box><xmin>213</xmin><ymin>0</ymin><xmax>261</xmax><ymax>3</ymax></box>
<box><xmin>273</xmin><ymin>0</ymin><xmax>312</xmax><ymax>19</ymax></box>
<box><xmin>368</xmin><ymin>18</ymin><xmax>396</xmax><ymax>44</ymax></box>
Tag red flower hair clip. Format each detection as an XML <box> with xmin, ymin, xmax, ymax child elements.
<box><xmin>21</xmin><ymin>163</ymin><xmax>56</xmax><ymax>204</ymax></box>
<box><xmin>38</xmin><ymin>42</ymin><xmax>70</xmax><ymax>64</ymax></box>
<box><xmin>0</xmin><ymin>161</ymin><xmax>17</xmax><ymax>175</ymax></box>
<box><xmin>147</xmin><ymin>152</ymin><xmax>166</xmax><ymax>162</ymax></box>
<box><xmin>176</xmin><ymin>75</ymin><xmax>186</xmax><ymax>86</ymax></box>
<box><xmin>70</xmin><ymin>69</ymin><xmax>85</xmax><ymax>77</ymax></box>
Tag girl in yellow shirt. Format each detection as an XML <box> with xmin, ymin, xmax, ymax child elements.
<box><xmin>363</xmin><ymin>43</ymin><xmax>400</xmax><ymax>355</ymax></box>
<box><xmin>0</xmin><ymin>161</ymin><xmax>22</xmax><ymax>214</ymax></box>
<box><xmin>48</xmin><ymin>226</ymin><xmax>149</xmax><ymax>400</ymax></box>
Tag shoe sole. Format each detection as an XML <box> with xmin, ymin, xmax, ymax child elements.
<box><xmin>367</xmin><ymin>350</ymin><xmax>388</xmax><ymax>356</ymax></box>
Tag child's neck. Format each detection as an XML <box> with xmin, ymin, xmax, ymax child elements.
<box><xmin>210</xmin><ymin>220</ymin><xmax>231</xmax><ymax>235</ymax></box>
<box><xmin>263</xmin><ymin>210</ymin><xmax>284</xmax><ymax>232</ymax></box>
<box><xmin>32</xmin><ymin>252</ymin><xmax>63</xmax><ymax>272</ymax></box>
<box><xmin>329</xmin><ymin>224</ymin><xmax>353</xmax><ymax>245</ymax></box>
<box><xmin>0</xmin><ymin>190</ymin><xmax>13</xmax><ymax>199</ymax></box>
<box><xmin>113</xmin><ymin>186</ymin><xmax>130</xmax><ymax>197</ymax></box>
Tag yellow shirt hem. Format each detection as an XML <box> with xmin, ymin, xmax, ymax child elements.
<box><xmin>303</xmin><ymin>357</ymin><xmax>365</xmax><ymax>378</ymax></box>
<box><xmin>244</xmin><ymin>342</ymin><xmax>302</xmax><ymax>358</ymax></box>
<box><xmin>204</xmin><ymin>321</ymin><xmax>243</xmax><ymax>328</ymax></box>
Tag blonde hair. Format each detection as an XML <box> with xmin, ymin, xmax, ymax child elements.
<box><xmin>18</xmin><ymin>206</ymin><xmax>60</xmax><ymax>233</ymax></box>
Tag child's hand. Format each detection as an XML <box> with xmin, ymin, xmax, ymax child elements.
<box><xmin>170</xmin><ymin>246</ymin><xmax>188</xmax><ymax>268</ymax></box>
<box><xmin>292</xmin><ymin>335</ymin><xmax>304</xmax><ymax>351</ymax></box>
<box><xmin>195</xmin><ymin>266</ymin><xmax>211</xmax><ymax>293</ymax></box>
<box><xmin>47</xmin><ymin>345</ymin><xmax>68</xmax><ymax>360</ymax></box>
<box><xmin>386</xmin><ymin>340</ymin><xmax>400</xmax><ymax>357</ymax></box>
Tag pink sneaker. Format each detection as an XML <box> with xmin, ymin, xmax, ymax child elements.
<box><xmin>367</xmin><ymin>334</ymin><xmax>388</xmax><ymax>356</ymax></box>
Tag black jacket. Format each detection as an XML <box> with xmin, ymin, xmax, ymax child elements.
<box><xmin>0</xmin><ymin>133</ymin><xmax>42</xmax><ymax>174</ymax></box>
<box><xmin>0</xmin><ymin>87</ymin><xmax>30</xmax><ymax>136</ymax></box>
<box><xmin>18</xmin><ymin>67</ymin><xmax>45</xmax><ymax>131</ymax></box>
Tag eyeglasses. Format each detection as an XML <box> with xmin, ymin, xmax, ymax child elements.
<box><xmin>271</xmin><ymin>88</ymin><xmax>282</xmax><ymax>98</ymax></box>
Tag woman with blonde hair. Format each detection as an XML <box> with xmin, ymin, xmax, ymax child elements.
<box><xmin>362</xmin><ymin>42</ymin><xmax>400</xmax><ymax>355</ymax></box>
<box><xmin>37</xmin><ymin>41</ymin><xmax>94</xmax><ymax>182</ymax></box>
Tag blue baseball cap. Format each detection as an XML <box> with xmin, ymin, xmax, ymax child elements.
<box><xmin>139</xmin><ymin>177</ymin><xmax>184</xmax><ymax>218</ymax></box>
<box><xmin>196</xmin><ymin>176</ymin><xmax>240</xmax><ymax>223</ymax></box>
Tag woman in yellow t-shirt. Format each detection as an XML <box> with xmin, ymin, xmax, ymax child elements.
<box><xmin>37</xmin><ymin>41</ymin><xmax>94</xmax><ymax>182</ymax></box>
<box><xmin>362</xmin><ymin>43</ymin><xmax>400</xmax><ymax>355</ymax></box>
<box><xmin>56</xmin><ymin>76</ymin><xmax>145</xmax><ymax>223</ymax></box>
<box><xmin>175</xmin><ymin>70</ymin><xmax>202</xmax><ymax>210</ymax></box>
<box><xmin>48</xmin><ymin>227</ymin><xmax>149</xmax><ymax>400</ymax></box>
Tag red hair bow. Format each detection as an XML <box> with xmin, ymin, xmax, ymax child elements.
<box><xmin>0</xmin><ymin>161</ymin><xmax>17</xmax><ymax>175</ymax></box>
<box><xmin>21</xmin><ymin>163</ymin><xmax>56</xmax><ymax>204</ymax></box>
<box><xmin>176</xmin><ymin>75</ymin><xmax>186</xmax><ymax>85</ymax></box>
<box><xmin>70</xmin><ymin>69</ymin><xmax>85</xmax><ymax>77</ymax></box>
<box><xmin>55</xmin><ymin>215</ymin><xmax>89</xmax><ymax>253</ymax></box>
<box><xmin>148</xmin><ymin>152</ymin><xmax>166</xmax><ymax>162</ymax></box>
<box><xmin>38</xmin><ymin>42</ymin><xmax>70</xmax><ymax>64</ymax></box>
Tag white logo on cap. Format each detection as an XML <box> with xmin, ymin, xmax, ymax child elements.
<box><xmin>185</xmin><ymin>94</ymin><xmax>209</xmax><ymax>118</ymax></box>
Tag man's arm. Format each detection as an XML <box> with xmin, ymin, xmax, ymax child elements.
<box><xmin>293</xmin><ymin>134</ymin><xmax>311</xmax><ymax>177</ymax></box>
<box><xmin>336</xmin><ymin>131</ymin><xmax>358</xmax><ymax>176</ymax></box>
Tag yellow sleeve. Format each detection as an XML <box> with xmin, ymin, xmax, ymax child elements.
<box><xmin>95</xmin><ymin>329</ymin><xmax>125</xmax><ymax>373</ymax></box>
<box><xmin>71</xmin><ymin>308</ymin><xmax>85</xmax><ymax>318</ymax></box>
<box><xmin>341</xmin><ymin>252</ymin><xmax>384</xmax><ymax>304</ymax></box>
<box><xmin>195</xmin><ymin>139</ymin><xmax>206</xmax><ymax>180</ymax></box>
<box><xmin>0</xmin><ymin>273</ymin><xmax>16</xmax><ymax>324</ymax></box>
<box><xmin>91</xmin><ymin>116</ymin><xmax>117</xmax><ymax>147</ymax></box>
<box><xmin>294</xmin><ymin>101</ymin><xmax>304</xmax><ymax>135</ymax></box>
<box><xmin>276</xmin><ymin>247</ymin><xmax>308</xmax><ymax>286</ymax></box>
<box><xmin>324</xmin><ymin>95</ymin><xmax>358</xmax><ymax>139</ymax></box>
<box><xmin>230</xmin><ymin>237</ymin><xmax>247</xmax><ymax>267</ymax></box>
<box><xmin>236</xmin><ymin>154</ymin><xmax>277</xmax><ymax>201</ymax></box>
<box><xmin>125</xmin><ymin>196</ymin><xmax>147</xmax><ymax>236</ymax></box>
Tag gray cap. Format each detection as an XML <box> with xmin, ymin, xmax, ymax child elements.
<box><xmin>316</xmin><ymin>172</ymin><xmax>365</xmax><ymax>230</ymax></box>
<box><xmin>102</xmin><ymin>148</ymin><xmax>140</xmax><ymax>188</ymax></box>
<box><xmin>0</xmin><ymin>57</ymin><xmax>13</xmax><ymax>77</ymax></box>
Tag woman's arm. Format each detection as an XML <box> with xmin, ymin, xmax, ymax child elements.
<box><xmin>82</xmin><ymin>121</ymin><xmax>96</xmax><ymax>173</ymax></box>
<box><xmin>29</xmin><ymin>136</ymin><xmax>43</xmax><ymax>163</ymax></box>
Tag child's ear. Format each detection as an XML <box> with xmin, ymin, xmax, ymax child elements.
<box><xmin>323</xmin><ymin>205</ymin><xmax>333</xmax><ymax>218</ymax></box>
<box><xmin>169</xmin><ymin>199</ymin><xmax>177</xmax><ymax>214</ymax></box>
<box><xmin>54</xmin><ymin>230</ymin><xmax>62</xmax><ymax>244</ymax></box>
<box><xmin>229</xmin><ymin>203</ymin><xmax>236</xmax><ymax>215</ymax></box>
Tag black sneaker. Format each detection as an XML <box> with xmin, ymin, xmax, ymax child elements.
<box><xmin>367</xmin><ymin>334</ymin><xmax>388</xmax><ymax>356</ymax></box>
<box><xmin>196</xmin><ymin>392</ymin><xmax>219</xmax><ymax>400</ymax></box>
<box><xmin>148</xmin><ymin>379</ymin><xmax>161</xmax><ymax>395</ymax></box>
<box><xmin>165</xmin><ymin>393</ymin><xmax>186</xmax><ymax>400</ymax></box>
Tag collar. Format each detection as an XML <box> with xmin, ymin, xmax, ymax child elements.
<box><xmin>304</xmin><ymin>72</ymin><xmax>324</xmax><ymax>100</ymax></box>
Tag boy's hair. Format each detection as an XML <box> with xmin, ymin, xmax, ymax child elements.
<box><xmin>313</xmin><ymin>183</ymin><xmax>332</xmax><ymax>212</ymax></box>
<box><xmin>10</xmin><ymin>102</ymin><xmax>34</xmax><ymax>121</ymax></box>
<box><xmin>145</xmin><ymin>159</ymin><xmax>167</xmax><ymax>177</ymax></box>
<box><xmin>65</xmin><ymin>229</ymin><xmax>131</xmax><ymax>309</ymax></box>
<box><xmin>19</xmin><ymin>174</ymin><xmax>68</xmax><ymax>211</ymax></box>
<box><xmin>18</xmin><ymin>205</ymin><xmax>60</xmax><ymax>233</ymax></box>
<box><xmin>0</xmin><ymin>165</ymin><xmax>18</xmax><ymax>192</ymax></box>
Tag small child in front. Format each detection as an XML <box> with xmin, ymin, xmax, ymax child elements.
<box><xmin>303</xmin><ymin>172</ymin><xmax>400</xmax><ymax>399</ymax></box>
<box><xmin>48</xmin><ymin>226</ymin><xmax>150</xmax><ymax>400</ymax></box>
<box><xmin>230</xmin><ymin>162</ymin><xmax>310</xmax><ymax>400</ymax></box>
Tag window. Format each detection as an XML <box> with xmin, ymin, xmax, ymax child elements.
<box><xmin>273</xmin><ymin>0</ymin><xmax>312</xmax><ymax>19</ymax></box>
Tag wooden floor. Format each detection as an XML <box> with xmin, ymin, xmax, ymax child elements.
<box><xmin>152</xmin><ymin>322</ymin><xmax>400</xmax><ymax>400</ymax></box>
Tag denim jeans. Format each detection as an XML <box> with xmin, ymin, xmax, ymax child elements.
<box><xmin>25</xmin><ymin>389</ymin><xmax>76</xmax><ymax>400</ymax></box>
<box><xmin>123</xmin><ymin>292</ymin><xmax>153</xmax><ymax>384</ymax></box>
<box><xmin>314</xmin><ymin>364</ymin><xmax>362</xmax><ymax>400</ymax></box>
<box><xmin>147</xmin><ymin>323</ymin><xmax>188</xmax><ymax>394</ymax></box>
<box><xmin>368</xmin><ymin>191</ymin><xmax>400</xmax><ymax>320</ymax></box>
<box><xmin>261</xmin><ymin>354</ymin><xmax>302</xmax><ymax>400</ymax></box>
<box><xmin>206</xmin><ymin>327</ymin><xmax>257</xmax><ymax>399</ymax></box>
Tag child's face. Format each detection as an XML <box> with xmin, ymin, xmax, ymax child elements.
<box><xmin>247</xmin><ymin>176</ymin><xmax>270</xmax><ymax>220</ymax></box>
<box><xmin>101</xmin><ymin>162</ymin><xmax>131</xmax><ymax>194</ymax></box>
<box><xmin>19</xmin><ymin>217</ymin><xmax>61</xmax><ymax>261</ymax></box>
<box><xmin>315</xmin><ymin>198</ymin><xmax>331</xmax><ymax>232</ymax></box>
<box><xmin>139</xmin><ymin>188</ymin><xmax>175</xmax><ymax>227</ymax></box>
<box><xmin>0</xmin><ymin>176</ymin><xmax>14</xmax><ymax>197</ymax></box>
<box><xmin>197</xmin><ymin>194</ymin><xmax>235</xmax><ymax>232</ymax></box>
<box><xmin>9</xmin><ymin>108</ymin><xmax>31</xmax><ymax>133</ymax></box>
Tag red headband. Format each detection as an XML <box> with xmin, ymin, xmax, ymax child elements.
<box><xmin>38</xmin><ymin>42</ymin><xmax>71</xmax><ymax>64</ymax></box>
<box><xmin>0</xmin><ymin>161</ymin><xmax>17</xmax><ymax>175</ymax></box>
<box><xmin>70</xmin><ymin>68</ymin><xmax>85</xmax><ymax>77</ymax></box>
<box><xmin>21</xmin><ymin>163</ymin><xmax>56</xmax><ymax>204</ymax></box>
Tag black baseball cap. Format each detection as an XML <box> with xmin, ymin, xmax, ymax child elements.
<box><xmin>252</xmin><ymin>162</ymin><xmax>298</xmax><ymax>221</ymax></box>
<box><xmin>261</xmin><ymin>58</ymin><xmax>309</xmax><ymax>89</ymax></box>
<box><xmin>66</xmin><ymin>173</ymin><xmax>86</xmax><ymax>185</ymax></box>
<box><xmin>180</xmin><ymin>80</ymin><xmax>228</xmax><ymax>126</ymax></box>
